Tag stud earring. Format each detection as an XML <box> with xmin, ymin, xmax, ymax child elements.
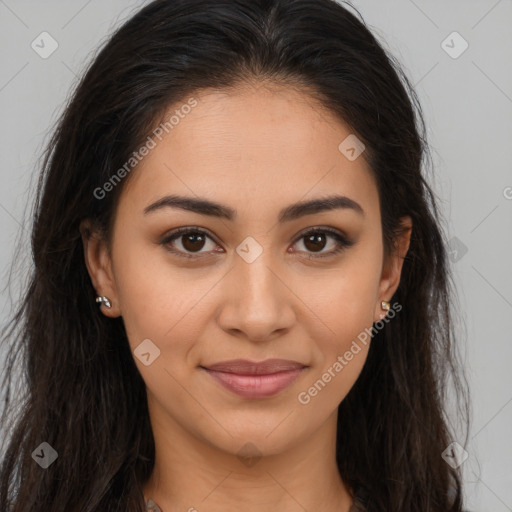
<box><xmin>96</xmin><ymin>296</ymin><xmax>112</xmax><ymax>308</ymax></box>
<box><xmin>381</xmin><ymin>300</ymin><xmax>390</xmax><ymax>311</ymax></box>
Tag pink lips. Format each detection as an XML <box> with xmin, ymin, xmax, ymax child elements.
<box><xmin>202</xmin><ymin>359</ymin><xmax>307</xmax><ymax>399</ymax></box>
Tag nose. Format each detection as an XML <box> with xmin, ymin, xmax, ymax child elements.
<box><xmin>216</xmin><ymin>250</ymin><xmax>296</xmax><ymax>342</ymax></box>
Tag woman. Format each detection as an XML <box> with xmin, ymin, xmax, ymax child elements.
<box><xmin>0</xmin><ymin>0</ymin><xmax>470</xmax><ymax>510</ymax></box>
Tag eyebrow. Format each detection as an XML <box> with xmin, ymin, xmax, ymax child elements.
<box><xmin>143</xmin><ymin>194</ymin><xmax>364</xmax><ymax>222</ymax></box>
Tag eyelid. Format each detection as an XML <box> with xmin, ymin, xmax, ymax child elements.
<box><xmin>292</xmin><ymin>225</ymin><xmax>350</xmax><ymax>244</ymax></box>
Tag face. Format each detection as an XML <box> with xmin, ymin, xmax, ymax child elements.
<box><xmin>82</xmin><ymin>82</ymin><xmax>410</xmax><ymax>459</ymax></box>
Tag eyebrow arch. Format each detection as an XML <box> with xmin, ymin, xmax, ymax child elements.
<box><xmin>143</xmin><ymin>194</ymin><xmax>364</xmax><ymax>222</ymax></box>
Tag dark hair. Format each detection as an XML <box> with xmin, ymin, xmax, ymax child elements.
<box><xmin>0</xmin><ymin>0</ymin><xmax>470</xmax><ymax>510</ymax></box>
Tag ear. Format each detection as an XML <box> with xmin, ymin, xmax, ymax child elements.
<box><xmin>375</xmin><ymin>216</ymin><xmax>412</xmax><ymax>322</ymax></box>
<box><xmin>79</xmin><ymin>219</ymin><xmax>121</xmax><ymax>318</ymax></box>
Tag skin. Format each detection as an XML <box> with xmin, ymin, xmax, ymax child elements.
<box><xmin>81</xmin><ymin>81</ymin><xmax>412</xmax><ymax>512</ymax></box>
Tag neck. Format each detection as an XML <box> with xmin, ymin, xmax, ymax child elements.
<box><xmin>142</xmin><ymin>407</ymin><xmax>354</xmax><ymax>512</ymax></box>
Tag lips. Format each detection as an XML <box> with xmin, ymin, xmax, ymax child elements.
<box><xmin>203</xmin><ymin>358</ymin><xmax>306</xmax><ymax>375</ymax></box>
<box><xmin>201</xmin><ymin>359</ymin><xmax>307</xmax><ymax>399</ymax></box>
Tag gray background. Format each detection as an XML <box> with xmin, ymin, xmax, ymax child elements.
<box><xmin>0</xmin><ymin>1</ymin><xmax>511</xmax><ymax>510</ymax></box>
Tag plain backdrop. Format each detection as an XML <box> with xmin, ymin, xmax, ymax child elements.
<box><xmin>0</xmin><ymin>1</ymin><xmax>511</xmax><ymax>510</ymax></box>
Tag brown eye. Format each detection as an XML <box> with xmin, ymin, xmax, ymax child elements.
<box><xmin>292</xmin><ymin>228</ymin><xmax>354</xmax><ymax>259</ymax></box>
<box><xmin>161</xmin><ymin>228</ymin><xmax>220</xmax><ymax>258</ymax></box>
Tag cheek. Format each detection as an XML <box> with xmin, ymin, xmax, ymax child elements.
<box><xmin>115</xmin><ymin>262</ymin><xmax>208</xmax><ymax>351</ymax></box>
<box><xmin>110</xmin><ymin>229</ymin><xmax>180</xmax><ymax>342</ymax></box>
<box><xmin>111</xmin><ymin>232</ymin><xmax>222</xmax><ymax>376</ymax></box>
<box><xmin>305</xmin><ymin>277</ymin><xmax>376</xmax><ymax>362</ymax></box>
<box><xmin>294</xmin><ymin>290</ymin><xmax>376</xmax><ymax>410</ymax></box>
<box><xmin>293</xmin><ymin>250</ymin><xmax>382</xmax><ymax>399</ymax></box>
<box><xmin>301</xmin><ymin>252</ymin><xmax>382</xmax><ymax>342</ymax></box>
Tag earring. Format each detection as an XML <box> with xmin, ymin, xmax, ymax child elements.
<box><xmin>96</xmin><ymin>296</ymin><xmax>112</xmax><ymax>308</ymax></box>
<box><xmin>381</xmin><ymin>300</ymin><xmax>390</xmax><ymax>311</ymax></box>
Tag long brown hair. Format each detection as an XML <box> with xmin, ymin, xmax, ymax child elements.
<box><xmin>0</xmin><ymin>0</ymin><xmax>470</xmax><ymax>510</ymax></box>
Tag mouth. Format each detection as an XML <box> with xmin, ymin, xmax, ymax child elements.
<box><xmin>200</xmin><ymin>359</ymin><xmax>308</xmax><ymax>399</ymax></box>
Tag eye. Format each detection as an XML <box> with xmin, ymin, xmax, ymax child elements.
<box><xmin>290</xmin><ymin>227</ymin><xmax>354</xmax><ymax>259</ymax></box>
<box><xmin>160</xmin><ymin>227</ymin><xmax>221</xmax><ymax>259</ymax></box>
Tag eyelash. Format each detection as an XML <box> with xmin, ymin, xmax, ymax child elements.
<box><xmin>160</xmin><ymin>226</ymin><xmax>354</xmax><ymax>260</ymax></box>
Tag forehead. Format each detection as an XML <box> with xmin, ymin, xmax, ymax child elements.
<box><xmin>119</xmin><ymin>83</ymin><xmax>379</xmax><ymax>220</ymax></box>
